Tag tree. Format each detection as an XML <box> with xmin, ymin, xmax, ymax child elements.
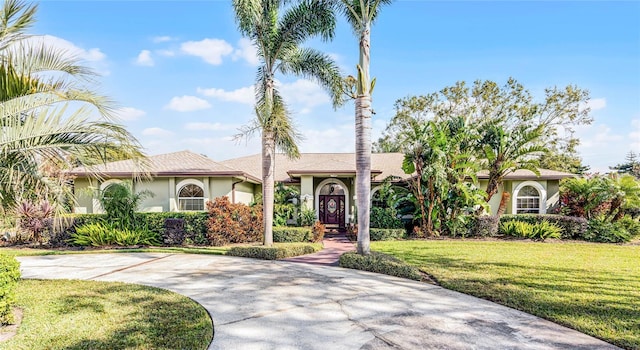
<box><xmin>0</xmin><ymin>0</ymin><xmax>145</xmax><ymax>215</ymax></box>
<box><xmin>610</xmin><ymin>151</ymin><xmax>640</xmax><ymax>179</ymax></box>
<box><xmin>338</xmin><ymin>0</ymin><xmax>393</xmax><ymax>255</ymax></box>
<box><xmin>232</xmin><ymin>0</ymin><xmax>343</xmax><ymax>246</ymax></box>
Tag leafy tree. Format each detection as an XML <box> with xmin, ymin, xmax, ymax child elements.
<box><xmin>0</xmin><ymin>0</ymin><xmax>145</xmax><ymax>216</ymax></box>
<box><xmin>337</xmin><ymin>0</ymin><xmax>393</xmax><ymax>255</ymax></box>
<box><xmin>232</xmin><ymin>0</ymin><xmax>343</xmax><ymax>245</ymax></box>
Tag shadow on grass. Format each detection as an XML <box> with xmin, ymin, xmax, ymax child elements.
<box><xmin>54</xmin><ymin>284</ymin><xmax>213</xmax><ymax>350</ymax></box>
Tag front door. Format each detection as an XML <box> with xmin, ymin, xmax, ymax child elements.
<box><xmin>319</xmin><ymin>195</ymin><xmax>345</xmax><ymax>228</ymax></box>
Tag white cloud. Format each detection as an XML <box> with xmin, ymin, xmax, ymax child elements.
<box><xmin>580</xmin><ymin>97</ymin><xmax>607</xmax><ymax>112</ymax></box>
<box><xmin>180</xmin><ymin>38</ymin><xmax>233</xmax><ymax>65</ymax></box>
<box><xmin>142</xmin><ymin>127</ymin><xmax>174</xmax><ymax>137</ymax></box>
<box><xmin>184</xmin><ymin>122</ymin><xmax>237</xmax><ymax>131</ymax></box>
<box><xmin>197</xmin><ymin>85</ymin><xmax>254</xmax><ymax>105</ymax></box>
<box><xmin>233</xmin><ymin>38</ymin><xmax>260</xmax><ymax>66</ymax></box>
<box><xmin>25</xmin><ymin>35</ymin><xmax>106</xmax><ymax>62</ymax></box>
<box><xmin>301</xmin><ymin>123</ymin><xmax>355</xmax><ymax>153</ymax></box>
<box><xmin>115</xmin><ymin>107</ymin><xmax>146</xmax><ymax>121</ymax></box>
<box><xmin>164</xmin><ymin>95</ymin><xmax>211</xmax><ymax>112</ymax></box>
<box><xmin>153</xmin><ymin>36</ymin><xmax>173</xmax><ymax>43</ymax></box>
<box><xmin>278</xmin><ymin>79</ymin><xmax>330</xmax><ymax>108</ymax></box>
<box><xmin>135</xmin><ymin>50</ymin><xmax>154</xmax><ymax>66</ymax></box>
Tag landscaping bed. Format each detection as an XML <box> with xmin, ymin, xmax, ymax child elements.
<box><xmin>371</xmin><ymin>240</ymin><xmax>640</xmax><ymax>350</ymax></box>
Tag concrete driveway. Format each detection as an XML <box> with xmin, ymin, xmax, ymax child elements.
<box><xmin>18</xmin><ymin>253</ymin><xmax>618</xmax><ymax>350</ymax></box>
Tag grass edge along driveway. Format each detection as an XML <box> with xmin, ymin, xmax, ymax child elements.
<box><xmin>2</xmin><ymin>279</ymin><xmax>213</xmax><ymax>350</ymax></box>
<box><xmin>372</xmin><ymin>240</ymin><xmax>639</xmax><ymax>350</ymax></box>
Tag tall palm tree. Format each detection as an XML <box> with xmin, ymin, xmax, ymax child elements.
<box><xmin>0</xmin><ymin>0</ymin><xmax>145</xmax><ymax>214</ymax></box>
<box><xmin>337</xmin><ymin>0</ymin><xmax>393</xmax><ymax>254</ymax></box>
<box><xmin>233</xmin><ymin>0</ymin><xmax>343</xmax><ymax>245</ymax></box>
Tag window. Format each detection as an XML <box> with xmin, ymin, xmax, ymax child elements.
<box><xmin>319</xmin><ymin>183</ymin><xmax>345</xmax><ymax>195</ymax></box>
<box><xmin>516</xmin><ymin>185</ymin><xmax>540</xmax><ymax>214</ymax></box>
<box><xmin>178</xmin><ymin>184</ymin><xmax>204</xmax><ymax>211</ymax></box>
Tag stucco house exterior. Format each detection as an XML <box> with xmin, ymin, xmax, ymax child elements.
<box><xmin>69</xmin><ymin>150</ymin><xmax>575</xmax><ymax>228</ymax></box>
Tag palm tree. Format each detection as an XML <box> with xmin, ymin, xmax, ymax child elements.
<box><xmin>232</xmin><ymin>0</ymin><xmax>343</xmax><ymax>246</ymax></box>
<box><xmin>0</xmin><ymin>0</ymin><xmax>145</xmax><ymax>215</ymax></box>
<box><xmin>337</xmin><ymin>0</ymin><xmax>393</xmax><ymax>254</ymax></box>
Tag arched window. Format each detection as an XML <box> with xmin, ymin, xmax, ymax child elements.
<box><xmin>319</xmin><ymin>182</ymin><xmax>345</xmax><ymax>195</ymax></box>
<box><xmin>516</xmin><ymin>185</ymin><xmax>541</xmax><ymax>214</ymax></box>
<box><xmin>178</xmin><ymin>184</ymin><xmax>204</xmax><ymax>211</ymax></box>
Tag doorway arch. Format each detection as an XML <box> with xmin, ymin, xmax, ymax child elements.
<box><xmin>315</xmin><ymin>178</ymin><xmax>349</xmax><ymax>228</ymax></box>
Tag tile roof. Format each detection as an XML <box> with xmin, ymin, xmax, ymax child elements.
<box><xmin>69</xmin><ymin>150</ymin><xmax>261</xmax><ymax>182</ymax></box>
<box><xmin>69</xmin><ymin>150</ymin><xmax>576</xmax><ymax>183</ymax></box>
<box><xmin>219</xmin><ymin>153</ymin><xmax>409</xmax><ymax>183</ymax></box>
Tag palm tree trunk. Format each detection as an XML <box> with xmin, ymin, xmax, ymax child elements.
<box><xmin>262</xmin><ymin>129</ymin><xmax>275</xmax><ymax>246</ymax></box>
<box><xmin>356</xmin><ymin>94</ymin><xmax>372</xmax><ymax>254</ymax></box>
<box><xmin>356</xmin><ymin>22</ymin><xmax>372</xmax><ymax>255</ymax></box>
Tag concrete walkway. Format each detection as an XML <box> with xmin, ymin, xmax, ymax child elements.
<box><xmin>281</xmin><ymin>233</ymin><xmax>355</xmax><ymax>266</ymax></box>
<box><xmin>18</xmin><ymin>254</ymin><xmax>618</xmax><ymax>350</ymax></box>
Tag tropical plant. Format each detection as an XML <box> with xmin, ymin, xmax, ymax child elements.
<box><xmin>70</xmin><ymin>222</ymin><xmax>160</xmax><ymax>247</ymax></box>
<box><xmin>273</xmin><ymin>183</ymin><xmax>299</xmax><ymax>226</ymax></box>
<box><xmin>337</xmin><ymin>0</ymin><xmax>393</xmax><ymax>255</ymax></box>
<box><xmin>207</xmin><ymin>196</ymin><xmax>263</xmax><ymax>246</ymax></box>
<box><xmin>232</xmin><ymin>0</ymin><xmax>343</xmax><ymax>246</ymax></box>
<box><xmin>98</xmin><ymin>182</ymin><xmax>153</xmax><ymax>230</ymax></box>
<box><xmin>0</xmin><ymin>0</ymin><xmax>146</xmax><ymax>216</ymax></box>
<box><xmin>15</xmin><ymin>200</ymin><xmax>53</xmax><ymax>244</ymax></box>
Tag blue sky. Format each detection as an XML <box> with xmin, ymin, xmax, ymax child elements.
<box><xmin>32</xmin><ymin>1</ymin><xmax>639</xmax><ymax>172</ymax></box>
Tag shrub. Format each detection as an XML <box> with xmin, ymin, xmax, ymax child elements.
<box><xmin>582</xmin><ymin>217</ymin><xmax>632</xmax><ymax>243</ymax></box>
<box><xmin>312</xmin><ymin>221</ymin><xmax>325</xmax><ymax>243</ymax></box>
<box><xmin>370</xmin><ymin>228</ymin><xmax>405</xmax><ymax>241</ymax></box>
<box><xmin>299</xmin><ymin>208</ymin><xmax>316</xmax><ymax>227</ymax></box>
<box><xmin>15</xmin><ymin>201</ymin><xmax>54</xmax><ymax>244</ymax></box>
<box><xmin>99</xmin><ymin>182</ymin><xmax>153</xmax><ymax>230</ymax></box>
<box><xmin>273</xmin><ymin>227</ymin><xmax>311</xmax><ymax>242</ymax></box>
<box><xmin>207</xmin><ymin>197</ymin><xmax>263</xmax><ymax>246</ymax></box>
<box><xmin>528</xmin><ymin>221</ymin><xmax>562</xmax><ymax>241</ymax></box>
<box><xmin>618</xmin><ymin>215</ymin><xmax>640</xmax><ymax>238</ymax></box>
<box><xmin>339</xmin><ymin>251</ymin><xmax>422</xmax><ymax>281</ymax></box>
<box><xmin>370</xmin><ymin>207</ymin><xmax>403</xmax><ymax>229</ymax></box>
<box><xmin>0</xmin><ymin>254</ymin><xmax>20</xmax><ymax>325</ymax></box>
<box><xmin>163</xmin><ymin>218</ymin><xmax>185</xmax><ymax>245</ymax></box>
<box><xmin>140</xmin><ymin>212</ymin><xmax>209</xmax><ymax>245</ymax></box>
<box><xmin>226</xmin><ymin>244</ymin><xmax>320</xmax><ymax>260</ymax></box>
<box><xmin>70</xmin><ymin>223</ymin><xmax>160</xmax><ymax>246</ymax></box>
<box><xmin>465</xmin><ymin>215</ymin><xmax>499</xmax><ymax>237</ymax></box>
<box><xmin>500</xmin><ymin>214</ymin><xmax>587</xmax><ymax>239</ymax></box>
<box><xmin>499</xmin><ymin>220</ymin><xmax>531</xmax><ymax>237</ymax></box>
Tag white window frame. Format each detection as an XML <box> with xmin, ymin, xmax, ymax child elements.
<box><xmin>176</xmin><ymin>179</ymin><xmax>205</xmax><ymax>211</ymax></box>
<box><xmin>512</xmin><ymin>181</ymin><xmax>547</xmax><ymax>214</ymax></box>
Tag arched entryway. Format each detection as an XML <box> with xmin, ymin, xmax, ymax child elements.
<box><xmin>315</xmin><ymin>179</ymin><xmax>349</xmax><ymax>229</ymax></box>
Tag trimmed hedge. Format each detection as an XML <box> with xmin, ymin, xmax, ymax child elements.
<box><xmin>465</xmin><ymin>215</ymin><xmax>500</xmax><ymax>237</ymax></box>
<box><xmin>500</xmin><ymin>214</ymin><xmax>588</xmax><ymax>239</ymax></box>
<box><xmin>0</xmin><ymin>254</ymin><xmax>21</xmax><ymax>325</ymax></box>
<box><xmin>226</xmin><ymin>244</ymin><xmax>321</xmax><ymax>260</ymax></box>
<box><xmin>370</xmin><ymin>228</ymin><xmax>405</xmax><ymax>241</ymax></box>
<box><xmin>339</xmin><ymin>251</ymin><xmax>422</xmax><ymax>281</ymax></box>
<box><xmin>273</xmin><ymin>227</ymin><xmax>312</xmax><ymax>242</ymax></box>
<box><xmin>370</xmin><ymin>207</ymin><xmax>403</xmax><ymax>229</ymax></box>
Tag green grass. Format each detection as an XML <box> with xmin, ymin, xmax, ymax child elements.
<box><xmin>3</xmin><ymin>279</ymin><xmax>213</xmax><ymax>349</ymax></box>
<box><xmin>371</xmin><ymin>240</ymin><xmax>640</xmax><ymax>350</ymax></box>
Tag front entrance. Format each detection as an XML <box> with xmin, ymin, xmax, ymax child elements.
<box><xmin>319</xmin><ymin>195</ymin><xmax>345</xmax><ymax>228</ymax></box>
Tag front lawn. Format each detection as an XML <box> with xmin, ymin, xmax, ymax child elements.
<box><xmin>2</xmin><ymin>279</ymin><xmax>213</xmax><ymax>349</ymax></box>
<box><xmin>372</xmin><ymin>240</ymin><xmax>640</xmax><ymax>350</ymax></box>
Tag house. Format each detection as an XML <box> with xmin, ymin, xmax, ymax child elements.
<box><xmin>69</xmin><ymin>150</ymin><xmax>575</xmax><ymax>228</ymax></box>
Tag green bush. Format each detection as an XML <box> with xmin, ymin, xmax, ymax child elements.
<box><xmin>273</xmin><ymin>227</ymin><xmax>311</xmax><ymax>242</ymax></box>
<box><xmin>618</xmin><ymin>216</ymin><xmax>640</xmax><ymax>238</ymax></box>
<box><xmin>226</xmin><ymin>244</ymin><xmax>320</xmax><ymax>260</ymax></box>
<box><xmin>499</xmin><ymin>220</ymin><xmax>562</xmax><ymax>241</ymax></box>
<box><xmin>370</xmin><ymin>228</ymin><xmax>405</xmax><ymax>241</ymax></box>
<box><xmin>370</xmin><ymin>207</ymin><xmax>403</xmax><ymax>229</ymax></box>
<box><xmin>500</xmin><ymin>214</ymin><xmax>587</xmax><ymax>239</ymax></box>
<box><xmin>70</xmin><ymin>223</ymin><xmax>161</xmax><ymax>247</ymax></box>
<box><xmin>583</xmin><ymin>218</ymin><xmax>632</xmax><ymax>243</ymax></box>
<box><xmin>299</xmin><ymin>208</ymin><xmax>316</xmax><ymax>227</ymax></box>
<box><xmin>339</xmin><ymin>251</ymin><xmax>422</xmax><ymax>281</ymax></box>
<box><xmin>0</xmin><ymin>254</ymin><xmax>20</xmax><ymax>325</ymax></box>
<box><xmin>465</xmin><ymin>215</ymin><xmax>500</xmax><ymax>237</ymax></box>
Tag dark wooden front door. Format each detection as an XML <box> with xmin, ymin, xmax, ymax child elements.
<box><xmin>319</xmin><ymin>195</ymin><xmax>345</xmax><ymax>228</ymax></box>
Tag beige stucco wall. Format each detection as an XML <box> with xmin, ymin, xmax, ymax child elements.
<box><xmin>72</xmin><ymin>178</ymin><xmax>95</xmax><ymax>214</ymax></box>
<box><xmin>233</xmin><ymin>181</ymin><xmax>255</xmax><ymax>205</ymax></box>
<box><xmin>136</xmin><ymin>178</ymin><xmax>170</xmax><ymax>212</ymax></box>
<box><xmin>208</xmin><ymin>177</ymin><xmax>232</xmax><ymax>200</ymax></box>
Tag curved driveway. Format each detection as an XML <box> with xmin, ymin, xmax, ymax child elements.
<box><xmin>18</xmin><ymin>253</ymin><xmax>618</xmax><ymax>350</ymax></box>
